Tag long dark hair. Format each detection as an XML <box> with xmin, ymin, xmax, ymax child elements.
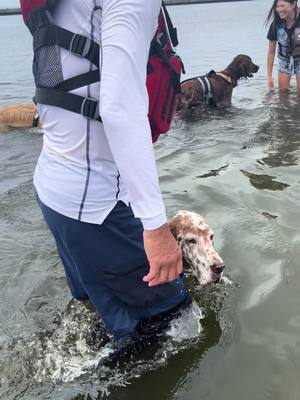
<box><xmin>266</xmin><ymin>0</ymin><xmax>298</xmax><ymax>26</ymax></box>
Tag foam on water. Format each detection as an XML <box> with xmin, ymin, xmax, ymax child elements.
<box><xmin>21</xmin><ymin>301</ymin><xmax>108</xmax><ymax>383</ymax></box>
<box><xmin>19</xmin><ymin>300</ymin><xmax>205</xmax><ymax>385</ymax></box>
<box><xmin>166</xmin><ymin>302</ymin><xmax>203</xmax><ymax>341</ymax></box>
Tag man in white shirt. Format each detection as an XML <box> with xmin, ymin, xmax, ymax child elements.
<box><xmin>24</xmin><ymin>0</ymin><xmax>190</xmax><ymax>352</ymax></box>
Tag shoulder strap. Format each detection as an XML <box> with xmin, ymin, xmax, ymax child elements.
<box><xmin>162</xmin><ymin>1</ymin><xmax>178</xmax><ymax>47</ymax></box>
<box><xmin>34</xmin><ymin>24</ymin><xmax>100</xmax><ymax>67</ymax></box>
<box><xmin>20</xmin><ymin>0</ymin><xmax>59</xmax><ymax>24</ymax></box>
<box><xmin>295</xmin><ymin>8</ymin><xmax>300</xmax><ymax>26</ymax></box>
<box><xmin>46</xmin><ymin>0</ymin><xmax>59</xmax><ymax>10</ymax></box>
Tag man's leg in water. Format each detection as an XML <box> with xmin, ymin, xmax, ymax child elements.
<box><xmin>37</xmin><ymin>199</ymin><xmax>188</xmax><ymax>340</ymax></box>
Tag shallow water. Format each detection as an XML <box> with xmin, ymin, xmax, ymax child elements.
<box><xmin>1</xmin><ymin>1</ymin><xmax>300</xmax><ymax>399</ymax></box>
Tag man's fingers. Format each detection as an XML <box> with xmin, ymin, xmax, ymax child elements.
<box><xmin>166</xmin><ymin>264</ymin><xmax>178</xmax><ymax>282</ymax></box>
<box><xmin>143</xmin><ymin>271</ymin><xmax>156</xmax><ymax>282</ymax></box>
<box><xmin>158</xmin><ymin>264</ymin><xmax>169</xmax><ymax>283</ymax></box>
<box><xmin>176</xmin><ymin>258</ymin><xmax>183</xmax><ymax>275</ymax></box>
<box><xmin>143</xmin><ymin>225</ymin><xmax>183</xmax><ymax>286</ymax></box>
<box><xmin>143</xmin><ymin>263</ymin><xmax>160</xmax><ymax>282</ymax></box>
<box><xmin>148</xmin><ymin>277</ymin><xmax>162</xmax><ymax>287</ymax></box>
<box><xmin>145</xmin><ymin>262</ymin><xmax>182</xmax><ymax>287</ymax></box>
<box><xmin>144</xmin><ymin>261</ymin><xmax>182</xmax><ymax>286</ymax></box>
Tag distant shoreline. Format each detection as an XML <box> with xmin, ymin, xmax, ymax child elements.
<box><xmin>0</xmin><ymin>0</ymin><xmax>252</xmax><ymax>16</ymax></box>
<box><xmin>166</xmin><ymin>0</ymin><xmax>251</xmax><ymax>4</ymax></box>
<box><xmin>0</xmin><ymin>8</ymin><xmax>20</xmax><ymax>16</ymax></box>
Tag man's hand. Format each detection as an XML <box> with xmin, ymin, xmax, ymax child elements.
<box><xmin>143</xmin><ymin>224</ymin><xmax>183</xmax><ymax>287</ymax></box>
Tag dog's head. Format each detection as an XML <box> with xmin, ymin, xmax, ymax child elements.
<box><xmin>169</xmin><ymin>211</ymin><xmax>225</xmax><ymax>287</ymax></box>
<box><xmin>231</xmin><ymin>54</ymin><xmax>259</xmax><ymax>80</ymax></box>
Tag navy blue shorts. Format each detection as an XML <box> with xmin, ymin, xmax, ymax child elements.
<box><xmin>37</xmin><ymin>198</ymin><xmax>187</xmax><ymax>339</ymax></box>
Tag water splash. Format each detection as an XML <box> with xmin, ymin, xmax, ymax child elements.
<box><xmin>166</xmin><ymin>302</ymin><xmax>203</xmax><ymax>341</ymax></box>
<box><xmin>19</xmin><ymin>300</ymin><xmax>204</xmax><ymax>385</ymax></box>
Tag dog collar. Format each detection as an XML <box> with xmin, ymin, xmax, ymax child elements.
<box><xmin>215</xmin><ymin>72</ymin><xmax>235</xmax><ymax>86</ymax></box>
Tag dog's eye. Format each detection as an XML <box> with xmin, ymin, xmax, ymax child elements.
<box><xmin>186</xmin><ymin>238</ymin><xmax>197</xmax><ymax>245</ymax></box>
<box><xmin>210</xmin><ymin>235</ymin><xmax>214</xmax><ymax>241</ymax></box>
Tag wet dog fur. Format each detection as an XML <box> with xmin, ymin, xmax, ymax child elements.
<box><xmin>0</xmin><ymin>103</ymin><xmax>38</xmax><ymax>131</ymax></box>
<box><xmin>169</xmin><ymin>211</ymin><xmax>225</xmax><ymax>286</ymax></box>
<box><xmin>178</xmin><ymin>54</ymin><xmax>259</xmax><ymax>120</ymax></box>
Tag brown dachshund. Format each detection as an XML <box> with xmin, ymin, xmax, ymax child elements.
<box><xmin>178</xmin><ymin>54</ymin><xmax>259</xmax><ymax>120</ymax></box>
<box><xmin>0</xmin><ymin>103</ymin><xmax>39</xmax><ymax>132</ymax></box>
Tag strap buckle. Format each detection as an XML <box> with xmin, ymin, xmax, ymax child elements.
<box><xmin>156</xmin><ymin>32</ymin><xmax>168</xmax><ymax>50</ymax></box>
<box><xmin>80</xmin><ymin>97</ymin><xmax>99</xmax><ymax>120</ymax></box>
<box><xmin>70</xmin><ymin>34</ymin><xmax>92</xmax><ymax>58</ymax></box>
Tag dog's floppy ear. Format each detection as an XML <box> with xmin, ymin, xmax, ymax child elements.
<box><xmin>239</xmin><ymin>62</ymin><xmax>248</xmax><ymax>78</ymax></box>
<box><xmin>168</xmin><ymin>215</ymin><xmax>183</xmax><ymax>241</ymax></box>
<box><xmin>168</xmin><ymin>216</ymin><xmax>178</xmax><ymax>239</ymax></box>
<box><xmin>232</xmin><ymin>55</ymin><xmax>248</xmax><ymax>78</ymax></box>
<box><xmin>238</xmin><ymin>56</ymin><xmax>251</xmax><ymax>78</ymax></box>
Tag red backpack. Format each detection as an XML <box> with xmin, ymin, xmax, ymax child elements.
<box><xmin>147</xmin><ymin>4</ymin><xmax>184</xmax><ymax>142</ymax></box>
<box><xmin>20</xmin><ymin>0</ymin><xmax>184</xmax><ymax>143</ymax></box>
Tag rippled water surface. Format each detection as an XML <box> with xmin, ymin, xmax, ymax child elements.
<box><xmin>1</xmin><ymin>1</ymin><xmax>300</xmax><ymax>399</ymax></box>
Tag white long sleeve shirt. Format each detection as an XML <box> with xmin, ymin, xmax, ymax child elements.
<box><xmin>34</xmin><ymin>0</ymin><xmax>167</xmax><ymax>229</ymax></box>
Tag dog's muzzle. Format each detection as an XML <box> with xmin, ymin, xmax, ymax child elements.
<box><xmin>211</xmin><ymin>263</ymin><xmax>225</xmax><ymax>275</ymax></box>
<box><xmin>211</xmin><ymin>263</ymin><xmax>225</xmax><ymax>283</ymax></box>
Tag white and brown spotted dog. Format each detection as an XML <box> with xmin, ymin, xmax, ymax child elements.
<box><xmin>169</xmin><ymin>211</ymin><xmax>224</xmax><ymax>287</ymax></box>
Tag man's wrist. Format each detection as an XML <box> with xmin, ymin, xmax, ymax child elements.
<box><xmin>141</xmin><ymin>212</ymin><xmax>167</xmax><ymax>230</ymax></box>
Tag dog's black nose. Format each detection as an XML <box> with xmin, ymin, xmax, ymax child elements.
<box><xmin>211</xmin><ymin>263</ymin><xmax>225</xmax><ymax>274</ymax></box>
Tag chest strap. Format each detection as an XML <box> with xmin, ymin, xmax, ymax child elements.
<box><xmin>35</xmin><ymin>87</ymin><xmax>102</xmax><ymax>122</ymax></box>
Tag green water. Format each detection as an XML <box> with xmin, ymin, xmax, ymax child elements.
<box><xmin>0</xmin><ymin>1</ymin><xmax>300</xmax><ymax>399</ymax></box>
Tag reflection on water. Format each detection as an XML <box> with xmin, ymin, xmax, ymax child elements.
<box><xmin>258</xmin><ymin>92</ymin><xmax>300</xmax><ymax>168</ymax></box>
<box><xmin>241</xmin><ymin>169</ymin><xmax>290</xmax><ymax>191</ymax></box>
<box><xmin>197</xmin><ymin>163</ymin><xmax>229</xmax><ymax>179</ymax></box>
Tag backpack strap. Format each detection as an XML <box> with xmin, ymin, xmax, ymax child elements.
<box><xmin>23</xmin><ymin>1</ymin><xmax>102</xmax><ymax>122</ymax></box>
<box><xmin>34</xmin><ymin>25</ymin><xmax>100</xmax><ymax>67</ymax></box>
<box><xmin>291</xmin><ymin>10</ymin><xmax>300</xmax><ymax>57</ymax></box>
<box><xmin>30</xmin><ymin>7</ymin><xmax>100</xmax><ymax>68</ymax></box>
<box><xmin>35</xmin><ymin>87</ymin><xmax>102</xmax><ymax>122</ymax></box>
<box><xmin>162</xmin><ymin>1</ymin><xmax>178</xmax><ymax>47</ymax></box>
<box><xmin>149</xmin><ymin>4</ymin><xmax>181</xmax><ymax>70</ymax></box>
<box><xmin>34</xmin><ymin>69</ymin><xmax>100</xmax><ymax>114</ymax></box>
<box><xmin>54</xmin><ymin>70</ymin><xmax>100</xmax><ymax>92</ymax></box>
